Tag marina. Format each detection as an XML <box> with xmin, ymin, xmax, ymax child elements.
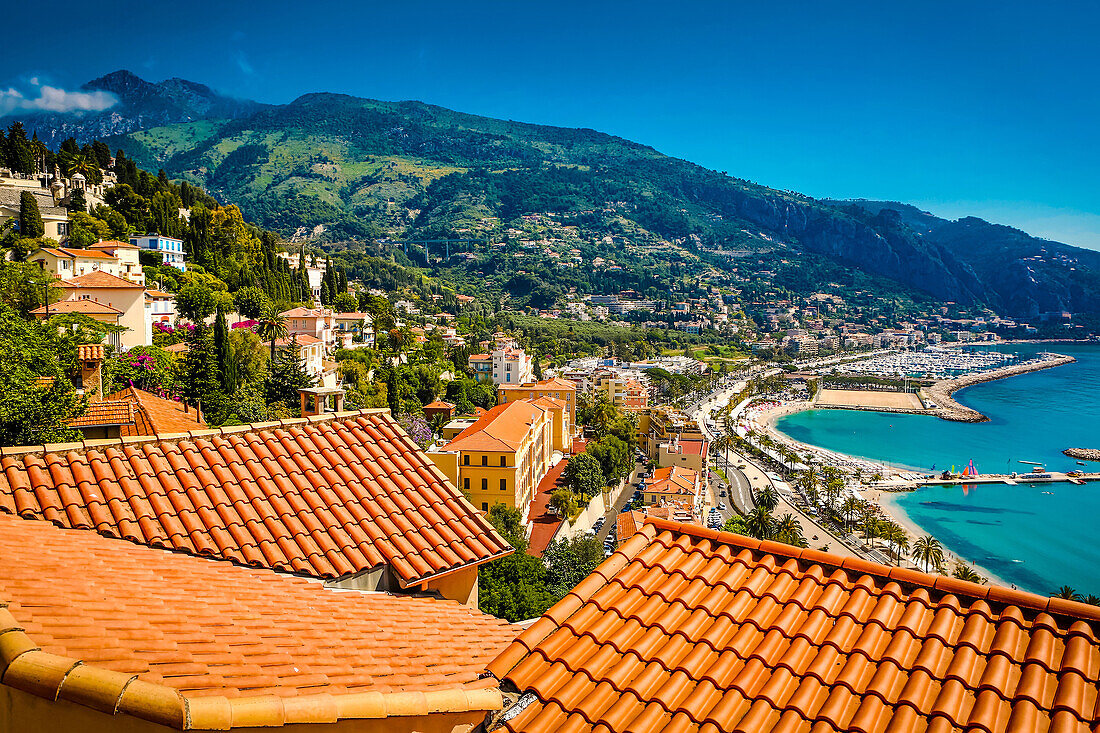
<box><xmin>819</xmin><ymin>345</ymin><xmax>1025</xmax><ymax>379</ymax></box>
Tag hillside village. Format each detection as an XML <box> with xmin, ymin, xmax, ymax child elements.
<box><xmin>3</xmin><ymin>120</ymin><xmax>1100</xmax><ymax>733</ymax></box>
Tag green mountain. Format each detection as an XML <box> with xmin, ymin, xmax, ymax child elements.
<box><xmin>79</xmin><ymin>72</ymin><xmax>1099</xmax><ymax>316</ymax></box>
<box><xmin>830</xmin><ymin>200</ymin><xmax>1100</xmax><ymax>317</ymax></box>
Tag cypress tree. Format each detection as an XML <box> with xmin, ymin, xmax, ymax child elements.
<box><xmin>320</xmin><ymin>279</ymin><xmax>331</xmax><ymax>306</ymax></box>
<box><xmin>68</xmin><ymin>188</ymin><xmax>86</xmax><ymax>213</ymax></box>
<box><xmin>214</xmin><ymin>306</ymin><xmax>234</xmax><ymax>394</ymax></box>
<box><xmin>19</xmin><ymin>191</ymin><xmax>44</xmax><ymax>238</ymax></box>
<box><xmin>6</xmin><ymin>122</ymin><xmax>34</xmax><ymax>175</ymax></box>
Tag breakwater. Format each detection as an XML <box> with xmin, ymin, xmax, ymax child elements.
<box><xmin>1065</xmin><ymin>448</ymin><xmax>1100</xmax><ymax>462</ymax></box>
<box><xmin>925</xmin><ymin>353</ymin><xmax>1076</xmax><ymax>422</ymax></box>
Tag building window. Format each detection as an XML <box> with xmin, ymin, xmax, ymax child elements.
<box><xmin>500</xmin><ymin>479</ymin><xmax>507</xmax><ymax>491</ymax></box>
<box><xmin>482</xmin><ymin>502</ymin><xmax>488</xmax><ymax>511</ymax></box>
<box><xmin>481</xmin><ymin>478</ymin><xmax>488</xmax><ymax>491</ymax></box>
<box><xmin>481</xmin><ymin>455</ymin><xmax>488</xmax><ymax>466</ymax></box>
<box><xmin>463</xmin><ymin>455</ymin><xmax>470</xmax><ymax>466</ymax></box>
<box><xmin>463</xmin><ymin>478</ymin><xmax>470</xmax><ymax>492</ymax></box>
<box><xmin>500</xmin><ymin>457</ymin><xmax>507</xmax><ymax>467</ymax></box>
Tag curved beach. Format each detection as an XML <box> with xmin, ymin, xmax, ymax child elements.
<box><xmin>748</xmin><ymin>400</ymin><xmax>1014</xmax><ymax>589</ymax></box>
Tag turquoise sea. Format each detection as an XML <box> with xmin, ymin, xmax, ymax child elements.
<box><xmin>775</xmin><ymin>343</ymin><xmax>1100</xmax><ymax>595</ymax></box>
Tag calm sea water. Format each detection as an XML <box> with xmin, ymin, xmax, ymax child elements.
<box><xmin>775</xmin><ymin>343</ymin><xmax>1100</xmax><ymax>595</ymax></box>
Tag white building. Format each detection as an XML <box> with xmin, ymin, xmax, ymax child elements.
<box><xmin>492</xmin><ymin>346</ymin><xmax>533</xmax><ymax>386</ymax></box>
<box><xmin>131</xmin><ymin>234</ymin><xmax>186</xmax><ymax>271</ymax></box>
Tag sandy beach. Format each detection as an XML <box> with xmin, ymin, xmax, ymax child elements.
<box><xmin>745</xmin><ymin>399</ymin><xmax>1013</xmax><ymax>588</ymax></box>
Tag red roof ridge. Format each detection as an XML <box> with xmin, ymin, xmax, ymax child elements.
<box><xmin>1</xmin><ymin>408</ymin><xmax>391</xmax><ymax>455</ymax></box>
<box><xmin>643</xmin><ymin>517</ymin><xmax>1100</xmax><ymax>622</ymax></box>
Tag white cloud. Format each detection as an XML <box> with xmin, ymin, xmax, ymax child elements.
<box><xmin>0</xmin><ymin>85</ymin><xmax>118</xmax><ymax>117</ymax></box>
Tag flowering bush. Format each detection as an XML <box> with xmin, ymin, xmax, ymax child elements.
<box><xmin>398</xmin><ymin>413</ymin><xmax>433</xmax><ymax>449</ymax></box>
<box><xmin>107</xmin><ymin>346</ymin><xmax>179</xmax><ymax>397</ymax></box>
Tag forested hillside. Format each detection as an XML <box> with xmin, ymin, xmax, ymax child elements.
<box><xmin>16</xmin><ymin>70</ymin><xmax>1099</xmax><ymax>316</ymax></box>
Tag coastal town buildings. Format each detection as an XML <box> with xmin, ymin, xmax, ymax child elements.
<box><xmin>276</xmin><ymin>250</ymin><xmax>327</xmax><ymax>303</ymax></box>
<box><xmin>429</xmin><ymin>399</ymin><xmax>562</xmax><ymax>519</ymax></box>
<box><xmin>33</xmin><ymin>271</ymin><xmax>149</xmax><ymax>350</ymax></box>
<box><xmin>639</xmin><ymin>465</ymin><xmax>705</xmax><ymax>517</ymax></box>
<box><xmin>636</xmin><ymin>405</ymin><xmax>706</xmax><ymax>459</ymax></box>
<box><xmin>282</xmin><ymin>306</ymin><xmax>337</xmax><ymax>350</ymax></box>
<box><xmin>497</xmin><ymin>376</ymin><xmax>578</xmax><ymax>430</ymax></box>
<box><xmin>0</xmin><ymin>171</ymin><xmax>79</xmax><ymax>241</ymax></box>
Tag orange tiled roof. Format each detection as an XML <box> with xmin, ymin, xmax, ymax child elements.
<box><xmin>77</xmin><ymin>343</ymin><xmax>105</xmax><ymax>361</ymax></box>
<box><xmin>106</xmin><ymin>386</ymin><xmax>207</xmax><ymax>436</ymax></box>
<box><xmin>444</xmin><ymin>401</ymin><xmax>546</xmax><ymax>453</ymax></box>
<box><xmin>66</xmin><ymin>399</ymin><xmax>134</xmax><ymax>428</ymax></box>
<box><xmin>0</xmin><ymin>514</ymin><xmax>513</xmax><ymax>730</ymax></box>
<box><xmin>88</xmin><ymin>239</ymin><xmax>139</xmax><ymax>249</ymax></box>
<box><xmin>0</xmin><ymin>410</ymin><xmax>511</xmax><ymax>587</ymax></box>
<box><xmin>424</xmin><ymin>400</ymin><xmax>456</xmax><ymax>410</ymax></box>
<box><xmin>29</xmin><ymin>299</ymin><xmax>123</xmax><ymax>316</ymax></box>
<box><xmin>645</xmin><ymin>465</ymin><xmax>699</xmax><ymax>496</ymax></box>
<box><xmin>488</xmin><ymin>519</ymin><xmax>1100</xmax><ymax>733</ymax></box>
<box><xmin>59</xmin><ymin>270</ymin><xmax>145</xmax><ymax>288</ymax></box>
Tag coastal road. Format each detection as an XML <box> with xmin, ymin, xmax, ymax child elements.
<box><xmin>593</xmin><ymin>462</ymin><xmax>644</xmax><ymax>544</ymax></box>
<box><xmin>713</xmin><ymin>454</ymin><xmax>754</xmax><ymax>516</ymax></box>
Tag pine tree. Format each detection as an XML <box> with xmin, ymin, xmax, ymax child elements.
<box><xmin>181</xmin><ymin>324</ymin><xmax>222</xmax><ymax>406</ymax></box>
<box><xmin>19</xmin><ymin>191</ymin><xmax>44</xmax><ymax>238</ymax></box>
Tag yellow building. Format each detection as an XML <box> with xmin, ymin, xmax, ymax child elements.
<box><xmin>429</xmin><ymin>399</ymin><xmax>556</xmax><ymax>518</ymax></box>
<box><xmin>497</xmin><ymin>377</ymin><xmax>578</xmax><ymax>432</ymax></box>
<box><xmin>596</xmin><ymin>373</ymin><xmax>649</xmax><ymax>411</ymax></box>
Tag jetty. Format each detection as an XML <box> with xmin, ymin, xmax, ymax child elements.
<box><xmin>888</xmin><ymin>471</ymin><xmax>1100</xmax><ymax>489</ymax></box>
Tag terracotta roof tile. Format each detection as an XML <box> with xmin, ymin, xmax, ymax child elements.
<box><xmin>77</xmin><ymin>344</ymin><xmax>105</xmax><ymax>361</ymax></box>
<box><xmin>0</xmin><ymin>411</ymin><xmax>511</xmax><ymax>587</ymax></box>
<box><xmin>105</xmin><ymin>386</ymin><xmax>207</xmax><ymax>436</ymax></box>
<box><xmin>58</xmin><ymin>271</ymin><xmax>145</xmax><ymax>288</ymax></box>
<box><xmin>0</xmin><ymin>515</ymin><xmax>513</xmax><ymax>729</ymax></box>
<box><xmin>489</xmin><ymin>519</ymin><xmax>1100</xmax><ymax>733</ymax></box>
<box><xmin>443</xmin><ymin>401</ymin><xmax>547</xmax><ymax>452</ymax></box>
<box><xmin>67</xmin><ymin>399</ymin><xmax>134</xmax><ymax>428</ymax></box>
<box><xmin>30</xmin><ymin>299</ymin><xmax>124</xmax><ymax>316</ymax></box>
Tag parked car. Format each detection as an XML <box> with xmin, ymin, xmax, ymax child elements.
<box><xmin>719</xmin><ymin>490</ymin><xmax>727</xmax><ymax>497</ymax></box>
<box><xmin>717</xmin><ymin>503</ymin><xmax>727</xmax><ymax>511</ymax></box>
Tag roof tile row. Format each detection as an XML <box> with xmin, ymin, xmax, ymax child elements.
<box><xmin>0</xmin><ymin>410</ymin><xmax>511</xmax><ymax>586</ymax></box>
<box><xmin>489</xmin><ymin>520</ymin><xmax>1100</xmax><ymax>733</ymax></box>
<box><xmin>0</xmin><ymin>514</ymin><xmax>514</xmax><ymax>729</ymax></box>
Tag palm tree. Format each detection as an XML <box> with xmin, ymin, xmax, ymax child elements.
<box><xmin>884</xmin><ymin>524</ymin><xmax>908</xmax><ymax>565</ymax></box>
<box><xmin>952</xmin><ymin>563</ymin><xmax>984</xmax><ymax>583</ymax></box>
<box><xmin>60</xmin><ymin>150</ymin><xmax>97</xmax><ymax>178</ymax></box>
<box><xmin>256</xmin><ymin>303</ymin><xmax>288</xmax><ymax>362</ymax></box>
<box><xmin>1053</xmin><ymin>586</ymin><xmax>1082</xmax><ymax>601</ymax></box>
<box><xmin>862</xmin><ymin>515</ymin><xmax>880</xmax><ymax>549</ymax></box>
<box><xmin>755</xmin><ymin>484</ymin><xmax>779</xmax><ymax>512</ymax></box>
<box><xmin>911</xmin><ymin>535</ymin><xmax>944</xmax><ymax>573</ymax></box>
<box><xmin>745</xmin><ymin>507</ymin><xmax>774</xmax><ymax>541</ymax></box>
<box><xmin>774</xmin><ymin>513</ymin><xmax>806</xmax><ymax>548</ymax></box>
<box><xmin>840</xmin><ymin>495</ymin><xmax>861</xmax><ymax>531</ymax></box>
<box><xmin>1082</xmin><ymin>595</ymin><xmax>1100</xmax><ymax>606</ymax></box>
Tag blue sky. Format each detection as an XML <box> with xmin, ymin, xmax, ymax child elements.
<box><xmin>3</xmin><ymin>1</ymin><xmax>1098</xmax><ymax>248</ymax></box>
